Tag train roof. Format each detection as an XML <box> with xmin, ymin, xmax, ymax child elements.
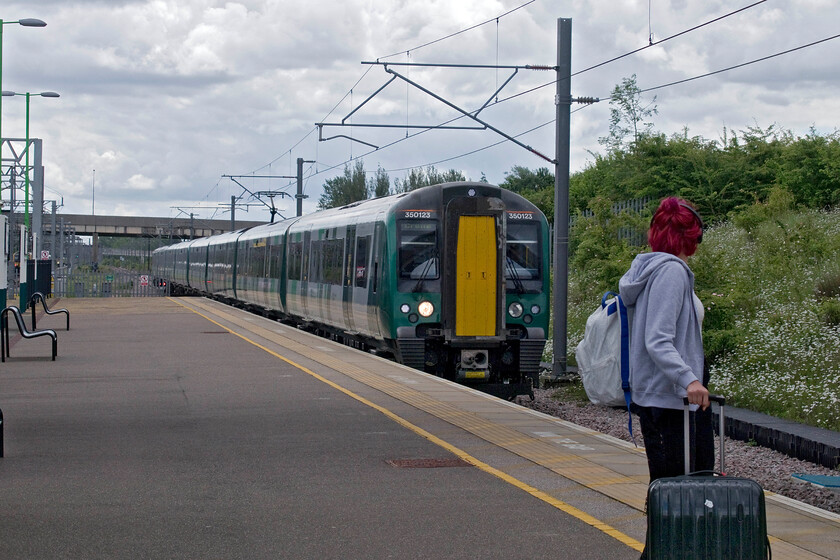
<box><xmin>154</xmin><ymin>182</ymin><xmax>544</xmax><ymax>252</ymax></box>
<box><xmin>236</xmin><ymin>218</ymin><xmax>299</xmax><ymax>241</ymax></box>
<box><xmin>287</xmin><ymin>181</ymin><xmax>544</xmax><ymax>229</ymax></box>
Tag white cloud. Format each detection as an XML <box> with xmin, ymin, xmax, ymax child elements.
<box><xmin>1</xmin><ymin>0</ymin><xmax>838</xmax><ymax>222</ymax></box>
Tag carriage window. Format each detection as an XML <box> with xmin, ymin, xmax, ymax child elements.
<box><xmin>309</xmin><ymin>240</ymin><xmax>324</xmax><ymax>283</ymax></box>
<box><xmin>269</xmin><ymin>238</ymin><xmax>283</xmax><ymax>278</ymax></box>
<box><xmin>355</xmin><ymin>235</ymin><xmax>370</xmax><ymax>287</ymax></box>
<box><xmin>288</xmin><ymin>241</ymin><xmax>302</xmax><ymax>280</ymax></box>
<box><xmin>399</xmin><ymin>221</ymin><xmax>438</xmax><ymax>279</ymax></box>
<box><xmin>506</xmin><ymin>223</ymin><xmax>541</xmax><ymax>281</ymax></box>
<box><xmin>322</xmin><ymin>239</ymin><xmax>344</xmax><ymax>285</ymax></box>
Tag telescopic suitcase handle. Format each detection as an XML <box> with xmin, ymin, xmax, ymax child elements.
<box><xmin>683</xmin><ymin>395</ymin><xmax>726</xmax><ymax>475</ymax></box>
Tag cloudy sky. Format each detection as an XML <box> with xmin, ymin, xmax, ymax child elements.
<box><xmin>1</xmin><ymin>0</ymin><xmax>838</xmax><ymax>224</ymax></box>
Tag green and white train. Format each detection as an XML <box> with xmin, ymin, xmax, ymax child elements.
<box><xmin>152</xmin><ymin>182</ymin><xmax>549</xmax><ymax>398</ymax></box>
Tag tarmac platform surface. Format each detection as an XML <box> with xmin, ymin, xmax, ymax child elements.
<box><xmin>0</xmin><ymin>297</ymin><xmax>838</xmax><ymax>559</ymax></box>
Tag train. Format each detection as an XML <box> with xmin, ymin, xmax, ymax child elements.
<box><xmin>152</xmin><ymin>181</ymin><xmax>550</xmax><ymax>398</ymax></box>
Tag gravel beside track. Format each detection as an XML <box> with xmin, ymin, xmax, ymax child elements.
<box><xmin>518</xmin><ymin>388</ymin><xmax>840</xmax><ymax>515</ymax></box>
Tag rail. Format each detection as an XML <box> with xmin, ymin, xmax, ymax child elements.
<box><xmin>29</xmin><ymin>292</ymin><xmax>70</xmax><ymax>331</ymax></box>
<box><xmin>1</xmin><ymin>306</ymin><xmax>57</xmax><ymax>362</ymax></box>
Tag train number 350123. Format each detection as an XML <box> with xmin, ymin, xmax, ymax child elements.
<box><xmin>404</xmin><ymin>211</ymin><xmax>433</xmax><ymax>219</ymax></box>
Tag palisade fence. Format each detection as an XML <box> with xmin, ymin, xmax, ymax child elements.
<box><xmin>51</xmin><ymin>271</ymin><xmax>170</xmax><ymax>298</ymax></box>
<box><xmin>567</xmin><ymin>195</ymin><xmax>652</xmax><ymax>246</ymax></box>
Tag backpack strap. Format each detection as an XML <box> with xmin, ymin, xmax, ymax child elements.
<box><xmin>603</xmin><ymin>291</ymin><xmax>635</xmax><ymax>444</ymax></box>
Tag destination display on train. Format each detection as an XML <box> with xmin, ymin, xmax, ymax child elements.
<box><xmin>399</xmin><ymin>220</ymin><xmax>437</xmax><ymax>232</ymax></box>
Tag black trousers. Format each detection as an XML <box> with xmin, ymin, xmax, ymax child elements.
<box><xmin>631</xmin><ymin>403</ymin><xmax>715</xmax><ymax>483</ymax></box>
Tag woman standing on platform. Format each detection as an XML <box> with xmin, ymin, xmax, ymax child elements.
<box><xmin>618</xmin><ymin>197</ymin><xmax>714</xmax><ymax>484</ymax></box>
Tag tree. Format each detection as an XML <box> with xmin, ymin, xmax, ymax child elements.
<box><xmin>499</xmin><ymin>166</ymin><xmax>555</xmax><ymax>222</ymax></box>
<box><xmin>369</xmin><ymin>166</ymin><xmax>391</xmax><ymax>198</ymax></box>
<box><xmin>318</xmin><ymin>160</ymin><xmax>368</xmax><ymax>209</ymax></box>
<box><xmin>599</xmin><ymin>74</ymin><xmax>658</xmax><ymax>153</ymax></box>
<box><xmin>499</xmin><ymin>166</ymin><xmax>554</xmax><ymax>194</ymax></box>
<box><xmin>394</xmin><ymin>165</ymin><xmax>466</xmax><ymax>193</ymax></box>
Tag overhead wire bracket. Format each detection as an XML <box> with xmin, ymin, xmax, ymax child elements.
<box><xmin>316</xmin><ymin>61</ymin><xmax>562</xmax><ymax>164</ymax></box>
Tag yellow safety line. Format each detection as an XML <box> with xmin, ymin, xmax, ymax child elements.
<box><xmin>172</xmin><ymin>298</ymin><xmax>644</xmax><ymax>552</ymax></box>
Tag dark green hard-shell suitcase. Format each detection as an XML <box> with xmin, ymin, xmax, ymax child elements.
<box><xmin>645</xmin><ymin>396</ymin><xmax>771</xmax><ymax>560</ymax></box>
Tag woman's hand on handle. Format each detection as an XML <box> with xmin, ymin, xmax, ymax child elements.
<box><xmin>686</xmin><ymin>380</ymin><xmax>710</xmax><ymax>410</ymax></box>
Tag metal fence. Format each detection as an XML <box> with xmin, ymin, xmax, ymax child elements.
<box><xmin>52</xmin><ymin>271</ymin><xmax>170</xmax><ymax>298</ymax></box>
<box><xmin>563</xmin><ymin>196</ymin><xmax>652</xmax><ymax>246</ymax></box>
<box><xmin>572</xmin><ymin>196</ymin><xmax>652</xmax><ymax>222</ymax></box>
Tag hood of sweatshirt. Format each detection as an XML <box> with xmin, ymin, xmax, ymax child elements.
<box><xmin>619</xmin><ymin>252</ymin><xmax>694</xmax><ymax>307</ymax></box>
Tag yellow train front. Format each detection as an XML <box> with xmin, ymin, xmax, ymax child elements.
<box><xmin>382</xmin><ymin>182</ymin><xmax>549</xmax><ymax>399</ymax></box>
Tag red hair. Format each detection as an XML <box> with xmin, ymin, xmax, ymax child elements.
<box><xmin>648</xmin><ymin>197</ymin><xmax>703</xmax><ymax>257</ymax></box>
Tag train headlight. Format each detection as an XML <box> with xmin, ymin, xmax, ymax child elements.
<box><xmin>531</xmin><ymin>305</ymin><xmax>541</xmax><ymax>315</ymax></box>
<box><xmin>400</xmin><ymin>303</ymin><xmax>411</xmax><ymax>314</ymax></box>
<box><xmin>508</xmin><ymin>302</ymin><xmax>524</xmax><ymax>318</ymax></box>
<box><xmin>418</xmin><ymin>301</ymin><xmax>434</xmax><ymax>317</ymax></box>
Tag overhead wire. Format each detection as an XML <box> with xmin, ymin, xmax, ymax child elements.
<box><xmin>222</xmin><ymin>1</ymin><xmax>535</xmax><ymax>202</ymax></box>
<box><xmin>382</xmin><ymin>30</ymin><xmax>840</xmax><ymax>173</ymax></box>
<box><xmin>637</xmin><ymin>31</ymin><xmax>840</xmax><ymax>95</ymax></box>
<box><xmin>300</xmin><ymin>0</ymin><xmax>773</xmax><ymax>180</ymax></box>
<box><xmin>375</xmin><ymin>0</ymin><xmax>536</xmax><ymax>61</ymax></box>
<box><xmin>486</xmin><ymin>0</ymin><xmax>770</xmax><ymax>106</ymax></box>
<box><xmin>237</xmin><ymin>0</ymin><xmax>540</xmax><ymax>196</ymax></box>
<box><xmin>218</xmin><ymin>0</ymin><xmax>787</xmax><ymax>205</ymax></box>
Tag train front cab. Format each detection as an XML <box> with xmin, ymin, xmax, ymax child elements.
<box><xmin>393</xmin><ymin>183</ymin><xmax>548</xmax><ymax>399</ymax></box>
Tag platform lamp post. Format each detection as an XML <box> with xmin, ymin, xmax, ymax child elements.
<box><xmin>2</xmin><ymin>90</ymin><xmax>59</xmax><ymax>311</ymax></box>
<box><xmin>0</xmin><ymin>18</ymin><xmax>47</xmax><ymax>313</ymax></box>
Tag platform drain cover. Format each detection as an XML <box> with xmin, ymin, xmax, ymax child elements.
<box><xmin>386</xmin><ymin>458</ymin><xmax>472</xmax><ymax>468</ymax></box>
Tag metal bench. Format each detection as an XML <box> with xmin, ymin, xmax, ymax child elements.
<box><xmin>29</xmin><ymin>292</ymin><xmax>70</xmax><ymax>331</ymax></box>
<box><xmin>1</xmin><ymin>305</ymin><xmax>57</xmax><ymax>362</ymax></box>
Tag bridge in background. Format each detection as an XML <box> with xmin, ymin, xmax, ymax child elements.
<box><xmin>40</xmin><ymin>213</ymin><xmax>267</xmax><ymax>239</ymax></box>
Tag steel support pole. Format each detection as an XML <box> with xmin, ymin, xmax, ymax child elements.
<box><xmin>19</xmin><ymin>224</ymin><xmax>26</xmax><ymax>310</ymax></box>
<box><xmin>50</xmin><ymin>200</ymin><xmax>56</xmax><ymax>266</ymax></box>
<box><xmin>59</xmin><ymin>217</ymin><xmax>65</xmax><ymax>270</ymax></box>
<box><xmin>7</xmin><ymin>167</ymin><xmax>15</xmax><ymax>295</ymax></box>
<box><xmin>296</xmin><ymin>157</ymin><xmax>303</xmax><ymax>217</ymax></box>
<box><xmin>24</xmin><ymin>93</ymin><xmax>30</xmax><ymax>229</ymax></box>
<box><xmin>32</xmin><ymin>140</ymin><xmax>43</xmax><ymax>256</ymax></box>
<box><xmin>552</xmin><ymin>18</ymin><xmax>572</xmax><ymax>379</ymax></box>
<box><xmin>230</xmin><ymin>195</ymin><xmax>235</xmax><ymax>231</ymax></box>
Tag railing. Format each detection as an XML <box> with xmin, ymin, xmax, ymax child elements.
<box><xmin>51</xmin><ymin>271</ymin><xmax>170</xmax><ymax>298</ymax></box>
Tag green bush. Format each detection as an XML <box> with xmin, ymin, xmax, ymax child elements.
<box><xmin>703</xmin><ymin>329</ymin><xmax>740</xmax><ymax>363</ymax></box>
<box><xmin>819</xmin><ymin>299</ymin><xmax>840</xmax><ymax>326</ymax></box>
<box><xmin>816</xmin><ymin>271</ymin><xmax>840</xmax><ymax>298</ymax></box>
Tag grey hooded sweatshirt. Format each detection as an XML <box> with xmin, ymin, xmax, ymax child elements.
<box><xmin>619</xmin><ymin>252</ymin><xmax>704</xmax><ymax>410</ymax></box>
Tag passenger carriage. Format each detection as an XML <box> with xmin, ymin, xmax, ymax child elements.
<box><xmin>152</xmin><ymin>182</ymin><xmax>549</xmax><ymax>398</ymax></box>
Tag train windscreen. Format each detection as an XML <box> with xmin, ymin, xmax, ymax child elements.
<box><xmin>398</xmin><ymin>220</ymin><xmax>439</xmax><ymax>280</ymax></box>
<box><xmin>506</xmin><ymin>223</ymin><xmax>541</xmax><ymax>284</ymax></box>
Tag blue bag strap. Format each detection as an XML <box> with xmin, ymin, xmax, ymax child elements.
<box><xmin>602</xmin><ymin>291</ymin><xmax>635</xmax><ymax>444</ymax></box>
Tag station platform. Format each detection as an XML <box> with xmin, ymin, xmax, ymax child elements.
<box><xmin>0</xmin><ymin>297</ymin><xmax>838</xmax><ymax>559</ymax></box>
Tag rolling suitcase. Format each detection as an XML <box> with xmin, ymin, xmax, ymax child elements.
<box><xmin>645</xmin><ymin>395</ymin><xmax>771</xmax><ymax>560</ymax></box>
